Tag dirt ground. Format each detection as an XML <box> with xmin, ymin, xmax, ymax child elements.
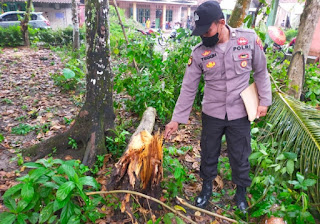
<box><xmin>0</xmin><ymin>46</ymin><xmax>237</xmax><ymax>223</ymax></box>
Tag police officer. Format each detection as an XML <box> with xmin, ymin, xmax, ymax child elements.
<box><xmin>164</xmin><ymin>1</ymin><xmax>272</xmax><ymax>211</ymax></box>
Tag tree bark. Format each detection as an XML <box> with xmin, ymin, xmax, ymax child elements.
<box><xmin>287</xmin><ymin>0</ymin><xmax>320</xmax><ymax>99</ymax></box>
<box><xmin>23</xmin><ymin>0</ymin><xmax>115</xmax><ymax>167</ymax></box>
<box><xmin>72</xmin><ymin>0</ymin><xmax>80</xmax><ymax>55</ymax></box>
<box><xmin>21</xmin><ymin>0</ymin><xmax>32</xmax><ymax>47</ymax></box>
<box><xmin>228</xmin><ymin>0</ymin><xmax>251</xmax><ymax>28</ymax></box>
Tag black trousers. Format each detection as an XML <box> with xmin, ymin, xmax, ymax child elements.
<box><xmin>200</xmin><ymin>113</ymin><xmax>252</xmax><ymax>187</ymax></box>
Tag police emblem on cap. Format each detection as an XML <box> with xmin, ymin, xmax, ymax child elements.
<box><xmin>194</xmin><ymin>13</ymin><xmax>199</xmax><ymax>21</ymax></box>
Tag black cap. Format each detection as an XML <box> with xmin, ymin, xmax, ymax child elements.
<box><xmin>192</xmin><ymin>1</ymin><xmax>224</xmax><ymax>36</ymax></box>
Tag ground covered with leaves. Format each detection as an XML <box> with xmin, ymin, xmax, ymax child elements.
<box><xmin>0</xmin><ymin>47</ymin><xmax>245</xmax><ymax>223</ymax></box>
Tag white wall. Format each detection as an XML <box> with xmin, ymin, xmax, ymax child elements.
<box><xmin>35</xmin><ymin>5</ymin><xmax>72</xmax><ymax>29</ymax></box>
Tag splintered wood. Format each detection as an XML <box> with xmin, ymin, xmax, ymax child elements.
<box><xmin>114</xmin><ymin>130</ymin><xmax>163</xmax><ymax>190</ymax></box>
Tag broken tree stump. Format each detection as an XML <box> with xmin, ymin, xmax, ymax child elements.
<box><xmin>107</xmin><ymin>107</ymin><xmax>163</xmax><ymax>213</ymax></box>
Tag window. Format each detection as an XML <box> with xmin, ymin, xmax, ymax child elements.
<box><xmin>2</xmin><ymin>14</ymin><xmax>18</xmax><ymax>21</ymax></box>
<box><xmin>137</xmin><ymin>8</ymin><xmax>150</xmax><ymax>24</ymax></box>
<box><xmin>166</xmin><ymin>10</ymin><xmax>172</xmax><ymax>22</ymax></box>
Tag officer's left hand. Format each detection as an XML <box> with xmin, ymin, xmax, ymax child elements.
<box><xmin>256</xmin><ymin>106</ymin><xmax>268</xmax><ymax>119</ymax></box>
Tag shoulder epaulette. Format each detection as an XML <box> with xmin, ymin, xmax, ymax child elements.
<box><xmin>192</xmin><ymin>42</ymin><xmax>203</xmax><ymax>52</ymax></box>
<box><xmin>235</xmin><ymin>28</ymin><xmax>256</xmax><ymax>34</ymax></box>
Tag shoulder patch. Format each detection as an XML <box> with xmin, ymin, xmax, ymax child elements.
<box><xmin>188</xmin><ymin>56</ymin><xmax>193</xmax><ymax>66</ymax></box>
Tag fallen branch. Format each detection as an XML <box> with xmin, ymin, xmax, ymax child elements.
<box><xmin>86</xmin><ymin>190</ymin><xmax>196</xmax><ymax>224</ymax></box>
<box><xmin>176</xmin><ymin>196</ymin><xmax>238</xmax><ymax>223</ymax></box>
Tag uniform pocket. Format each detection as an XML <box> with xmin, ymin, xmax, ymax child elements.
<box><xmin>232</xmin><ymin>51</ymin><xmax>252</xmax><ymax>74</ymax></box>
<box><xmin>202</xmin><ymin>60</ymin><xmax>221</xmax><ymax>81</ymax></box>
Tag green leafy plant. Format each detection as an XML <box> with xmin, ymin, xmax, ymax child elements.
<box><xmin>11</xmin><ymin>124</ymin><xmax>35</xmax><ymax>135</ymax></box>
<box><xmin>2</xmin><ymin>98</ymin><xmax>13</xmax><ymax>105</ymax></box>
<box><xmin>0</xmin><ymin>158</ymin><xmax>103</xmax><ymax>224</ymax></box>
<box><xmin>162</xmin><ymin>146</ymin><xmax>193</xmax><ymax>200</ymax></box>
<box><xmin>0</xmin><ymin>134</ymin><xmax>4</xmax><ymax>143</ymax></box>
<box><xmin>304</xmin><ymin>64</ymin><xmax>320</xmax><ymax>106</ymax></box>
<box><xmin>68</xmin><ymin>137</ymin><xmax>78</xmax><ymax>149</ymax></box>
<box><xmin>106</xmin><ymin>129</ymin><xmax>130</xmax><ymax>159</ymax></box>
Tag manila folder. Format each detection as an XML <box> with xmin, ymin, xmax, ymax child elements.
<box><xmin>240</xmin><ymin>82</ymin><xmax>259</xmax><ymax>122</ymax></box>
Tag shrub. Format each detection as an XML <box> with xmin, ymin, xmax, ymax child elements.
<box><xmin>0</xmin><ymin>158</ymin><xmax>103</xmax><ymax>224</ymax></box>
<box><xmin>285</xmin><ymin>29</ymin><xmax>298</xmax><ymax>42</ymax></box>
<box><xmin>0</xmin><ymin>25</ymin><xmax>24</xmax><ymax>47</ymax></box>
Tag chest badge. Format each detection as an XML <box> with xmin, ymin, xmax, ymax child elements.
<box><xmin>206</xmin><ymin>61</ymin><xmax>216</xmax><ymax>68</ymax></box>
<box><xmin>239</xmin><ymin>53</ymin><xmax>249</xmax><ymax>59</ymax></box>
<box><xmin>188</xmin><ymin>56</ymin><xmax>193</xmax><ymax>66</ymax></box>
<box><xmin>237</xmin><ymin>37</ymin><xmax>248</xmax><ymax>45</ymax></box>
<box><xmin>202</xmin><ymin>50</ymin><xmax>211</xmax><ymax>56</ymax></box>
<box><xmin>240</xmin><ymin>60</ymin><xmax>248</xmax><ymax>68</ymax></box>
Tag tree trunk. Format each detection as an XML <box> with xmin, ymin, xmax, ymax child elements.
<box><xmin>287</xmin><ymin>0</ymin><xmax>320</xmax><ymax>99</ymax></box>
<box><xmin>21</xmin><ymin>0</ymin><xmax>32</xmax><ymax>47</ymax></box>
<box><xmin>72</xmin><ymin>0</ymin><xmax>80</xmax><ymax>55</ymax></box>
<box><xmin>228</xmin><ymin>0</ymin><xmax>251</xmax><ymax>28</ymax></box>
<box><xmin>23</xmin><ymin>0</ymin><xmax>115</xmax><ymax>167</ymax></box>
<box><xmin>107</xmin><ymin>107</ymin><xmax>162</xmax><ymax>212</ymax></box>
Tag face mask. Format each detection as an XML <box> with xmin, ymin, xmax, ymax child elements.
<box><xmin>201</xmin><ymin>32</ymin><xmax>219</xmax><ymax>47</ymax></box>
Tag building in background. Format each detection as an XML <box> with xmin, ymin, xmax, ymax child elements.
<box><xmin>113</xmin><ymin>0</ymin><xmax>197</xmax><ymax>30</ymax></box>
<box><xmin>0</xmin><ymin>0</ymin><xmax>84</xmax><ymax>29</ymax></box>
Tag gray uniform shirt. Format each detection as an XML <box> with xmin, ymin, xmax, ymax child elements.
<box><xmin>171</xmin><ymin>25</ymin><xmax>272</xmax><ymax>124</ymax></box>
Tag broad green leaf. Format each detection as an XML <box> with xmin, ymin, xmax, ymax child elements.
<box><xmin>21</xmin><ymin>182</ymin><xmax>34</xmax><ymax>202</ymax></box>
<box><xmin>4</xmin><ymin>197</ymin><xmax>17</xmax><ymax>211</ymax></box>
<box><xmin>61</xmin><ymin>164</ymin><xmax>78</xmax><ymax>181</ymax></box>
<box><xmin>56</xmin><ymin>181</ymin><xmax>75</xmax><ymax>201</ymax></box>
<box><xmin>251</xmin><ymin>127</ymin><xmax>259</xmax><ymax>134</ymax></box>
<box><xmin>297</xmin><ymin>173</ymin><xmax>305</xmax><ymax>183</ymax></box>
<box><xmin>60</xmin><ymin>201</ymin><xmax>75</xmax><ymax>224</ymax></box>
<box><xmin>52</xmin><ymin>176</ymin><xmax>67</xmax><ymax>185</ymax></box>
<box><xmin>163</xmin><ymin>213</ymin><xmax>175</xmax><ymax>224</ymax></box>
<box><xmin>48</xmin><ymin>215</ymin><xmax>57</xmax><ymax>224</ymax></box>
<box><xmin>67</xmin><ymin>215</ymin><xmax>80</xmax><ymax>224</ymax></box>
<box><xmin>63</xmin><ymin>68</ymin><xmax>75</xmax><ymax>79</ymax></box>
<box><xmin>30</xmin><ymin>167</ymin><xmax>48</xmax><ymax>181</ymax></box>
<box><xmin>283</xmin><ymin>152</ymin><xmax>297</xmax><ymax>160</ymax></box>
<box><xmin>286</xmin><ymin>160</ymin><xmax>294</xmax><ymax>175</ymax></box>
<box><xmin>276</xmin><ymin>154</ymin><xmax>285</xmax><ymax>160</ymax></box>
<box><xmin>249</xmin><ymin>152</ymin><xmax>262</xmax><ymax>161</ymax></box>
<box><xmin>17</xmin><ymin>200</ymin><xmax>29</xmax><ymax>212</ymax></box>
<box><xmin>24</xmin><ymin>162</ymin><xmax>44</xmax><ymax>168</ymax></box>
<box><xmin>44</xmin><ymin>182</ymin><xmax>59</xmax><ymax>189</ymax></box>
<box><xmin>16</xmin><ymin>214</ymin><xmax>28</xmax><ymax>224</ymax></box>
<box><xmin>175</xmin><ymin>216</ymin><xmax>185</xmax><ymax>224</ymax></box>
<box><xmin>39</xmin><ymin>202</ymin><xmax>54</xmax><ymax>223</ymax></box>
<box><xmin>3</xmin><ymin>183</ymin><xmax>23</xmax><ymax>198</ymax></box>
<box><xmin>79</xmin><ymin>176</ymin><xmax>99</xmax><ymax>189</ymax></box>
<box><xmin>304</xmin><ymin>179</ymin><xmax>316</xmax><ymax>187</ymax></box>
<box><xmin>0</xmin><ymin>212</ymin><xmax>16</xmax><ymax>224</ymax></box>
<box><xmin>28</xmin><ymin>212</ymin><xmax>39</xmax><ymax>224</ymax></box>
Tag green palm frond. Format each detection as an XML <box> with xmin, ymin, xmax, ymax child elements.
<box><xmin>262</xmin><ymin>92</ymin><xmax>320</xmax><ymax>213</ymax></box>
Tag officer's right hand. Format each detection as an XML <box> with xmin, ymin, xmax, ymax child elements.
<box><xmin>164</xmin><ymin>121</ymin><xmax>179</xmax><ymax>140</ymax></box>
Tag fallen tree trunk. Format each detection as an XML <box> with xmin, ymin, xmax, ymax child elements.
<box><xmin>107</xmin><ymin>107</ymin><xmax>162</xmax><ymax>215</ymax></box>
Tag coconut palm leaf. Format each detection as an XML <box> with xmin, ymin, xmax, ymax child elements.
<box><xmin>261</xmin><ymin>92</ymin><xmax>320</xmax><ymax>213</ymax></box>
